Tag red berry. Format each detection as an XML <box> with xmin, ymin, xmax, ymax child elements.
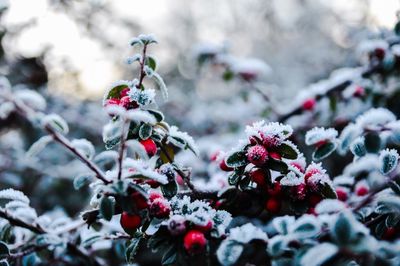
<box><xmin>304</xmin><ymin>168</ymin><xmax>322</xmax><ymax>181</ymax></box>
<box><xmin>149</xmin><ymin>198</ymin><xmax>171</xmax><ymax>219</ymax></box>
<box><xmin>353</xmin><ymin>86</ymin><xmax>365</xmax><ymax>97</ymax></box>
<box><xmin>302</xmin><ymin>98</ymin><xmax>316</xmax><ymax>111</ymax></box>
<box><xmin>120</xmin><ymin>87</ymin><xmax>130</xmax><ymax>97</ymax></box>
<box><xmin>219</xmin><ymin>159</ymin><xmax>233</xmax><ymax>172</ymax></box>
<box><xmin>336</xmin><ymin>187</ymin><xmax>348</xmax><ymax>202</ymax></box>
<box><xmin>315</xmin><ymin>140</ymin><xmax>328</xmax><ymax>148</ymax></box>
<box><xmin>269</xmin><ymin>151</ymin><xmax>281</xmax><ymax>160</ymax></box>
<box><xmin>149</xmin><ymin>191</ymin><xmax>163</xmax><ymax>202</ymax></box>
<box><xmin>268</xmin><ymin>182</ymin><xmax>281</xmax><ymax>197</ymax></box>
<box><xmin>131</xmin><ymin>192</ymin><xmax>148</xmax><ymax>210</ymax></box>
<box><xmin>308</xmin><ymin>194</ymin><xmax>322</xmax><ymax>207</ymax></box>
<box><xmin>291</xmin><ymin>183</ymin><xmax>307</xmax><ymax>200</ymax></box>
<box><xmin>250</xmin><ymin>169</ymin><xmax>266</xmax><ymax>187</ymax></box>
<box><xmin>247</xmin><ymin>145</ymin><xmax>268</xmax><ymax>166</ymax></box>
<box><xmin>382</xmin><ymin>227</ymin><xmax>397</xmax><ymax>240</ymax></box>
<box><xmin>307</xmin><ymin>207</ymin><xmax>317</xmax><ymax>216</ymax></box>
<box><xmin>265</xmin><ymin>198</ymin><xmax>280</xmax><ymax>213</ymax></box>
<box><xmin>105</xmin><ymin>98</ymin><xmax>120</xmax><ymax>106</ymax></box>
<box><xmin>120</xmin><ymin>212</ymin><xmax>141</xmax><ymax>231</ymax></box>
<box><xmin>140</xmin><ymin>139</ymin><xmax>157</xmax><ymax>157</ymax></box>
<box><xmin>209</xmin><ymin>151</ymin><xmax>220</xmax><ymax>162</ymax></box>
<box><xmin>145</xmin><ymin>180</ymin><xmax>160</xmax><ymax>188</ymax></box>
<box><xmin>194</xmin><ymin>220</ymin><xmax>213</xmax><ymax>232</ymax></box>
<box><xmin>356</xmin><ymin>186</ymin><xmax>369</xmax><ymax>196</ymax></box>
<box><xmin>374</xmin><ymin>48</ymin><xmax>385</xmax><ymax>60</ymax></box>
<box><xmin>239</xmin><ymin>71</ymin><xmax>257</xmax><ymax>82</ymax></box>
<box><xmin>183</xmin><ymin>230</ymin><xmax>207</xmax><ymax>255</ymax></box>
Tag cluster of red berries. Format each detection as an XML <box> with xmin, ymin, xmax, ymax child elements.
<box><xmin>105</xmin><ymin>87</ymin><xmax>139</xmax><ymax>109</ymax></box>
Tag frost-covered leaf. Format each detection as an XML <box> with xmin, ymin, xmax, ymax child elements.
<box><xmin>129</xmin><ymin>89</ymin><xmax>156</xmax><ymax>107</ymax></box>
<box><xmin>377</xmin><ymin>196</ymin><xmax>400</xmax><ymax>213</ymax></box>
<box><xmin>312</xmin><ymin>141</ymin><xmax>337</xmax><ymax>161</ymax></box>
<box><xmin>350</xmin><ymin>137</ymin><xmax>366</xmax><ymax>157</ymax></box>
<box><xmin>276</xmin><ymin>142</ymin><xmax>298</xmax><ymax>159</ymax></box>
<box><xmin>94</xmin><ymin>150</ymin><xmax>119</xmax><ymax>166</ymax></box>
<box><xmin>139</xmin><ymin>123</ymin><xmax>152</xmax><ymax>140</ymax></box>
<box><xmin>151</xmin><ymin>72</ymin><xmax>168</xmax><ymax>101</ymax></box>
<box><xmin>103</xmin><ymin>121</ymin><xmax>122</xmax><ymax>149</ymax></box>
<box><xmin>0</xmin><ymin>189</ymin><xmax>29</xmax><ymax>204</ymax></box>
<box><xmin>225</xmin><ymin>151</ymin><xmax>247</xmax><ymax>168</ymax></box>
<box><xmin>272</xmin><ymin>216</ymin><xmax>295</xmax><ymax>235</ymax></box>
<box><xmin>331</xmin><ymin>212</ymin><xmax>354</xmax><ymax>245</ymax></box>
<box><xmin>300</xmin><ymin>243</ymin><xmax>338</xmax><ymax>266</ymax></box>
<box><xmin>126</xmin><ymin>235</ymin><xmax>142</xmax><ymax>263</ymax></box>
<box><xmin>41</xmin><ymin>114</ymin><xmax>69</xmax><ymax>134</ymax></box>
<box><xmin>145</xmin><ymin>55</ymin><xmax>157</xmax><ymax>71</ymax></box>
<box><xmin>167</xmin><ymin>126</ymin><xmax>198</xmax><ymax>155</ymax></box>
<box><xmin>73</xmin><ymin>173</ymin><xmax>94</xmax><ymax>190</ymax></box>
<box><xmin>147</xmin><ymin>109</ymin><xmax>164</xmax><ymax>122</ymax></box>
<box><xmin>125</xmin><ymin>109</ymin><xmax>157</xmax><ymax>124</ymax></box>
<box><xmin>290</xmin><ymin>215</ymin><xmax>320</xmax><ymax>239</ymax></box>
<box><xmin>0</xmin><ymin>259</ymin><xmax>9</xmax><ymax>266</ymax></box>
<box><xmin>82</xmin><ymin>234</ymin><xmax>102</xmax><ymax>248</ymax></box>
<box><xmin>217</xmin><ymin>240</ymin><xmax>243</xmax><ymax>266</ymax></box>
<box><xmin>100</xmin><ymin>196</ymin><xmax>114</xmax><ymax>221</ymax></box>
<box><xmin>71</xmin><ymin>139</ymin><xmax>95</xmax><ymax>160</ymax></box>
<box><xmin>379</xmin><ymin>149</ymin><xmax>399</xmax><ymax>175</ymax></box>
<box><xmin>267</xmin><ymin>235</ymin><xmax>288</xmax><ymax>257</ymax></box>
<box><xmin>26</xmin><ymin>135</ymin><xmax>53</xmax><ymax>157</ymax></box>
<box><xmin>338</xmin><ymin>123</ymin><xmax>361</xmax><ymax>154</ymax></box>
<box><xmin>161</xmin><ymin>181</ymin><xmax>178</xmax><ymax>199</ymax></box>
<box><xmin>0</xmin><ymin>102</ymin><xmax>14</xmax><ymax>119</ymax></box>
<box><xmin>14</xmin><ymin>89</ymin><xmax>46</xmax><ymax>111</ymax></box>
<box><xmin>125</xmin><ymin>139</ymin><xmax>149</xmax><ymax>161</ymax></box>
<box><xmin>364</xmin><ymin>132</ymin><xmax>381</xmax><ymax>153</ymax></box>
<box><xmin>305</xmin><ymin>127</ymin><xmax>338</xmax><ymax>146</ymax></box>
<box><xmin>103</xmin><ymin>81</ymin><xmax>129</xmax><ymax>103</ymax></box>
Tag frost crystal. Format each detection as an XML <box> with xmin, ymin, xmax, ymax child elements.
<box><xmin>168</xmin><ymin>126</ymin><xmax>199</xmax><ymax>155</ymax></box>
<box><xmin>129</xmin><ymin>89</ymin><xmax>156</xmax><ymax>107</ymax></box>
<box><xmin>226</xmin><ymin>223</ymin><xmax>268</xmax><ymax>244</ymax></box>
<box><xmin>305</xmin><ymin>127</ymin><xmax>338</xmax><ymax>146</ymax></box>
<box><xmin>0</xmin><ymin>188</ymin><xmax>30</xmax><ymax>204</ymax></box>
<box><xmin>355</xmin><ymin>108</ymin><xmax>396</xmax><ymax>129</ymax></box>
<box><xmin>245</xmin><ymin>121</ymin><xmax>293</xmax><ymax>146</ymax></box>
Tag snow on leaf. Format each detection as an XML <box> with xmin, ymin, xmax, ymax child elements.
<box><xmin>26</xmin><ymin>135</ymin><xmax>53</xmax><ymax>158</ymax></box>
<box><xmin>0</xmin><ymin>189</ymin><xmax>29</xmax><ymax>205</ymax></box>
<box><xmin>300</xmin><ymin>243</ymin><xmax>338</xmax><ymax>266</ymax></box>
<box><xmin>305</xmin><ymin>127</ymin><xmax>338</xmax><ymax>146</ymax></box>
<box><xmin>41</xmin><ymin>114</ymin><xmax>69</xmax><ymax>134</ymax></box>
<box><xmin>379</xmin><ymin>148</ymin><xmax>399</xmax><ymax>175</ymax></box>
<box><xmin>128</xmin><ymin>89</ymin><xmax>156</xmax><ymax>107</ymax></box>
<box><xmin>125</xmin><ymin>109</ymin><xmax>156</xmax><ymax>124</ymax></box>
<box><xmin>355</xmin><ymin>108</ymin><xmax>396</xmax><ymax>129</ymax></box>
<box><xmin>14</xmin><ymin>89</ymin><xmax>46</xmax><ymax>111</ymax></box>
<box><xmin>71</xmin><ymin>139</ymin><xmax>95</xmax><ymax>160</ymax></box>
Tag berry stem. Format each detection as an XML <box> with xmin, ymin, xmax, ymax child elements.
<box><xmin>136</xmin><ymin>44</ymin><xmax>148</xmax><ymax>90</ymax></box>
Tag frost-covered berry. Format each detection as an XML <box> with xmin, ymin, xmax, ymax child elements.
<box><xmin>194</xmin><ymin>220</ymin><xmax>213</xmax><ymax>232</ymax></box>
<box><xmin>374</xmin><ymin>47</ymin><xmax>385</xmax><ymax>60</ymax></box>
<box><xmin>302</xmin><ymin>98</ymin><xmax>316</xmax><ymax>111</ymax></box>
<box><xmin>336</xmin><ymin>187</ymin><xmax>348</xmax><ymax>202</ymax></box>
<box><xmin>291</xmin><ymin>183</ymin><xmax>307</xmax><ymax>200</ymax></box>
<box><xmin>353</xmin><ymin>86</ymin><xmax>365</xmax><ymax>97</ymax></box>
<box><xmin>168</xmin><ymin>215</ymin><xmax>187</xmax><ymax>236</ymax></box>
<box><xmin>183</xmin><ymin>230</ymin><xmax>207</xmax><ymax>255</ymax></box>
<box><xmin>120</xmin><ymin>212</ymin><xmax>141</xmax><ymax>231</ymax></box>
<box><xmin>247</xmin><ymin>145</ymin><xmax>268</xmax><ymax>166</ymax></box>
<box><xmin>219</xmin><ymin>159</ymin><xmax>233</xmax><ymax>172</ymax></box>
<box><xmin>308</xmin><ymin>194</ymin><xmax>322</xmax><ymax>207</ymax></box>
<box><xmin>105</xmin><ymin>98</ymin><xmax>120</xmax><ymax>106</ymax></box>
<box><xmin>269</xmin><ymin>151</ymin><xmax>281</xmax><ymax>160</ymax></box>
<box><xmin>356</xmin><ymin>185</ymin><xmax>369</xmax><ymax>196</ymax></box>
<box><xmin>131</xmin><ymin>192</ymin><xmax>148</xmax><ymax>210</ymax></box>
<box><xmin>149</xmin><ymin>191</ymin><xmax>163</xmax><ymax>202</ymax></box>
<box><xmin>382</xmin><ymin>227</ymin><xmax>397</xmax><ymax>240</ymax></box>
<box><xmin>149</xmin><ymin>198</ymin><xmax>171</xmax><ymax>219</ymax></box>
<box><xmin>120</xmin><ymin>87</ymin><xmax>130</xmax><ymax>97</ymax></box>
<box><xmin>265</xmin><ymin>198</ymin><xmax>280</xmax><ymax>213</ymax></box>
<box><xmin>267</xmin><ymin>182</ymin><xmax>281</xmax><ymax>197</ymax></box>
<box><xmin>140</xmin><ymin>139</ymin><xmax>157</xmax><ymax>157</ymax></box>
<box><xmin>250</xmin><ymin>169</ymin><xmax>266</xmax><ymax>186</ymax></box>
<box><xmin>119</xmin><ymin>96</ymin><xmax>138</xmax><ymax>109</ymax></box>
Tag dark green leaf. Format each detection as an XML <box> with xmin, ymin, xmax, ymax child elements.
<box><xmin>276</xmin><ymin>143</ymin><xmax>298</xmax><ymax>160</ymax></box>
<box><xmin>145</xmin><ymin>56</ymin><xmax>157</xmax><ymax>71</ymax></box>
<box><xmin>228</xmin><ymin>172</ymin><xmax>241</xmax><ymax>186</ymax></box>
<box><xmin>319</xmin><ymin>183</ymin><xmax>337</xmax><ymax>199</ymax></box>
<box><xmin>312</xmin><ymin>141</ymin><xmax>337</xmax><ymax>161</ymax></box>
<box><xmin>389</xmin><ymin>181</ymin><xmax>400</xmax><ymax>195</ymax></box>
<box><xmin>0</xmin><ymin>241</ymin><xmax>9</xmax><ymax>257</ymax></box>
<box><xmin>139</xmin><ymin>123</ymin><xmax>153</xmax><ymax>140</ymax></box>
<box><xmin>99</xmin><ymin>196</ymin><xmax>114</xmax><ymax>221</ymax></box>
<box><xmin>268</xmin><ymin>159</ymin><xmax>288</xmax><ymax>174</ymax></box>
<box><xmin>332</xmin><ymin>213</ymin><xmax>353</xmax><ymax>244</ymax></box>
<box><xmin>147</xmin><ymin>109</ymin><xmax>164</xmax><ymax>122</ymax></box>
<box><xmin>364</xmin><ymin>132</ymin><xmax>381</xmax><ymax>153</ymax></box>
<box><xmin>225</xmin><ymin>151</ymin><xmax>247</xmax><ymax>168</ymax></box>
<box><xmin>161</xmin><ymin>245</ymin><xmax>177</xmax><ymax>266</ymax></box>
<box><xmin>126</xmin><ymin>237</ymin><xmax>142</xmax><ymax>264</ymax></box>
<box><xmin>161</xmin><ymin>181</ymin><xmax>178</xmax><ymax>199</ymax></box>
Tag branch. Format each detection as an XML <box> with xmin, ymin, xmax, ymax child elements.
<box><xmin>0</xmin><ymin>208</ymin><xmax>45</xmax><ymax>234</ymax></box>
<box><xmin>136</xmin><ymin>44</ymin><xmax>148</xmax><ymax>90</ymax></box>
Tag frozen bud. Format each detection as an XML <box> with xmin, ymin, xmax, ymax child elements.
<box><xmin>149</xmin><ymin>198</ymin><xmax>171</xmax><ymax>219</ymax></box>
<box><xmin>247</xmin><ymin>145</ymin><xmax>268</xmax><ymax>166</ymax></box>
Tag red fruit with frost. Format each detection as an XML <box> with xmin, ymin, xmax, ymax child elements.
<box><xmin>356</xmin><ymin>185</ymin><xmax>369</xmax><ymax>196</ymax></box>
<box><xmin>183</xmin><ymin>230</ymin><xmax>207</xmax><ymax>255</ymax></box>
<box><xmin>304</xmin><ymin>168</ymin><xmax>322</xmax><ymax>181</ymax></box>
<box><xmin>292</xmin><ymin>183</ymin><xmax>307</xmax><ymax>200</ymax></box>
<box><xmin>120</xmin><ymin>212</ymin><xmax>141</xmax><ymax>231</ymax></box>
<box><xmin>210</xmin><ymin>151</ymin><xmax>220</xmax><ymax>162</ymax></box>
<box><xmin>149</xmin><ymin>198</ymin><xmax>171</xmax><ymax>219</ymax></box>
<box><xmin>265</xmin><ymin>198</ymin><xmax>280</xmax><ymax>213</ymax></box>
<box><xmin>382</xmin><ymin>227</ymin><xmax>397</xmax><ymax>240</ymax></box>
<box><xmin>290</xmin><ymin>162</ymin><xmax>305</xmax><ymax>173</ymax></box>
<box><xmin>247</xmin><ymin>145</ymin><xmax>268</xmax><ymax>166</ymax></box>
<box><xmin>105</xmin><ymin>98</ymin><xmax>120</xmax><ymax>106</ymax></box>
<box><xmin>302</xmin><ymin>98</ymin><xmax>316</xmax><ymax>111</ymax></box>
<box><xmin>353</xmin><ymin>86</ymin><xmax>365</xmax><ymax>97</ymax></box>
<box><xmin>269</xmin><ymin>151</ymin><xmax>282</xmax><ymax>160</ymax></box>
<box><xmin>336</xmin><ymin>187</ymin><xmax>348</xmax><ymax>202</ymax></box>
<box><xmin>219</xmin><ymin>159</ymin><xmax>233</xmax><ymax>172</ymax></box>
<box><xmin>131</xmin><ymin>192</ymin><xmax>148</xmax><ymax>210</ymax></box>
<box><xmin>307</xmin><ymin>207</ymin><xmax>317</xmax><ymax>216</ymax></box>
<box><xmin>149</xmin><ymin>191</ymin><xmax>163</xmax><ymax>202</ymax></box>
<box><xmin>120</xmin><ymin>87</ymin><xmax>130</xmax><ymax>97</ymax></box>
<box><xmin>250</xmin><ymin>168</ymin><xmax>266</xmax><ymax>187</ymax></box>
<box><xmin>140</xmin><ymin>139</ymin><xmax>157</xmax><ymax>157</ymax></box>
<box><xmin>194</xmin><ymin>220</ymin><xmax>213</xmax><ymax>232</ymax></box>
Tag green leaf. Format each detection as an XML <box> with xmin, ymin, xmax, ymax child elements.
<box><xmin>364</xmin><ymin>132</ymin><xmax>381</xmax><ymax>153</ymax></box>
<box><xmin>217</xmin><ymin>240</ymin><xmax>243</xmax><ymax>266</ymax></box>
<box><xmin>105</xmin><ymin>84</ymin><xmax>129</xmax><ymax>100</ymax></box>
<box><xmin>139</xmin><ymin>123</ymin><xmax>153</xmax><ymax>140</ymax></box>
<box><xmin>147</xmin><ymin>109</ymin><xmax>164</xmax><ymax>122</ymax></box>
<box><xmin>145</xmin><ymin>56</ymin><xmax>157</xmax><ymax>71</ymax></box>
<box><xmin>161</xmin><ymin>181</ymin><xmax>178</xmax><ymax>199</ymax></box>
<box><xmin>0</xmin><ymin>241</ymin><xmax>9</xmax><ymax>257</ymax></box>
<box><xmin>160</xmin><ymin>144</ymin><xmax>175</xmax><ymax>164</ymax></box>
<box><xmin>0</xmin><ymin>224</ymin><xmax>12</xmax><ymax>243</ymax></box>
<box><xmin>350</xmin><ymin>138</ymin><xmax>366</xmax><ymax>157</ymax></box>
<box><xmin>225</xmin><ymin>151</ymin><xmax>247</xmax><ymax>168</ymax></box>
<box><xmin>222</xmin><ymin>70</ymin><xmax>234</xmax><ymax>81</ymax></box>
<box><xmin>161</xmin><ymin>245</ymin><xmax>177</xmax><ymax>266</ymax></box>
<box><xmin>82</xmin><ymin>235</ymin><xmax>102</xmax><ymax>248</ymax></box>
<box><xmin>380</xmin><ymin>151</ymin><xmax>399</xmax><ymax>175</ymax></box>
<box><xmin>312</xmin><ymin>141</ymin><xmax>337</xmax><ymax>161</ymax></box>
<box><xmin>332</xmin><ymin>213</ymin><xmax>353</xmax><ymax>245</ymax></box>
<box><xmin>300</xmin><ymin>243</ymin><xmax>338</xmax><ymax>266</ymax></box>
<box><xmin>319</xmin><ymin>182</ymin><xmax>337</xmax><ymax>199</ymax></box>
<box><xmin>276</xmin><ymin>143</ymin><xmax>298</xmax><ymax>160</ymax></box>
<box><xmin>73</xmin><ymin>174</ymin><xmax>93</xmax><ymax>190</ymax></box>
<box><xmin>268</xmin><ymin>159</ymin><xmax>288</xmax><ymax>174</ymax></box>
<box><xmin>125</xmin><ymin>237</ymin><xmax>142</xmax><ymax>264</ymax></box>
<box><xmin>228</xmin><ymin>172</ymin><xmax>241</xmax><ymax>186</ymax></box>
<box><xmin>99</xmin><ymin>196</ymin><xmax>115</xmax><ymax>221</ymax></box>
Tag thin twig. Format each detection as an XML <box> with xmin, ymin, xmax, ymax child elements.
<box><xmin>0</xmin><ymin>208</ymin><xmax>45</xmax><ymax>234</ymax></box>
<box><xmin>136</xmin><ymin>44</ymin><xmax>148</xmax><ymax>90</ymax></box>
<box><xmin>117</xmin><ymin>118</ymin><xmax>128</xmax><ymax>180</ymax></box>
